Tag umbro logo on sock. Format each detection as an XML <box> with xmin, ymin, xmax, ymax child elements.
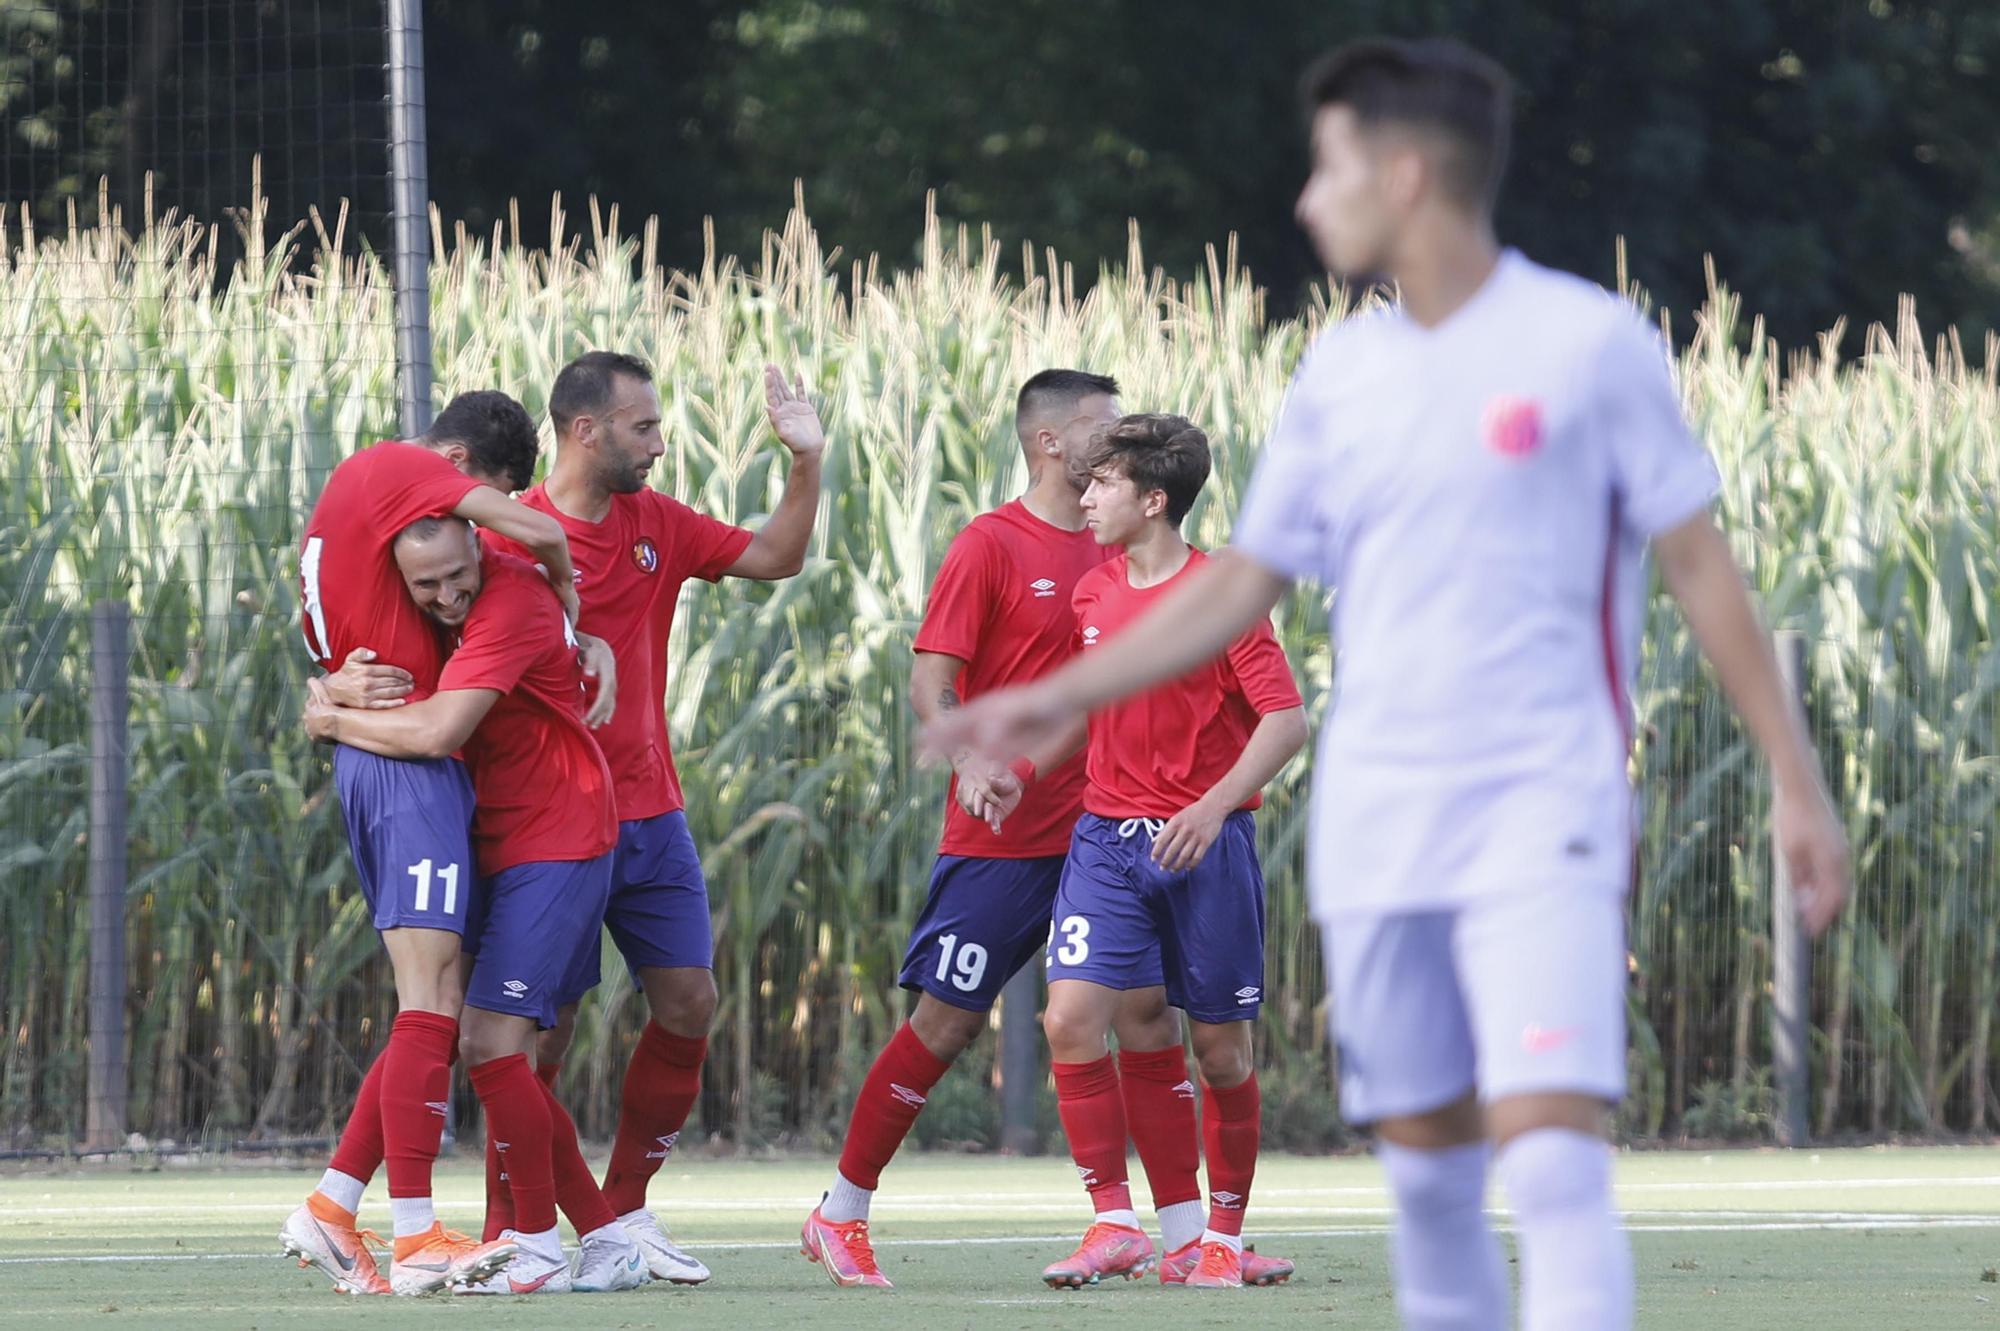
<box><xmin>889</xmin><ymin>1083</ymin><xmax>928</xmax><ymax>1108</ymax></box>
<box><xmin>645</xmin><ymin>1131</ymin><xmax>681</xmax><ymax>1160</ymax></box>
<box><xmin>1171</xmin><ymin>1079</ymin><xmax>1196</xmax><ymax>1100</ymax></box>
<box><xmin>1075</xmin><ymin>1165</ymin><xmax>1098</xmax><ymax>1187</ymax></box>
<box><xmin>425</xmin><ymin>1101</ymin><xmax>449</xmax><ymax>1118</ymax></box>
<box><xmin>1211</xmin><ymin>1190</ymin><xmax>1244</xmax><ymax>1208</ymax></box>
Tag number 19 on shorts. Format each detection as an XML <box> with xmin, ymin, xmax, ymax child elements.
<box><xmin>934</xmin><ymin>933</ymin><xmax>988</xmax><ymax>993</ymax></box>
<box><xmin>408</xmin><ymin>858</ymin><xmax>462</xmax><ymax>918</ymax></box>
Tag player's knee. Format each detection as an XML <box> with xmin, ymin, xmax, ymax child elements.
<box><xmin>910</xmin><ymin>998</ymin><xmax>985</xmax><ymax>1060</ymax></box>
<box><xmin>1495</xmin><ymin>1128</ymin><xmax>1612</xmax><ymax>1217</ymax></box>
<box><xmin>1195</xmin><ymin>1043</ymin><xmax>1252</xmax><ymax>1088</ymax></box>
<box><xmin>1042</xmin><ymin>1003</ymin><xmax>1108</xmax><ymax>1060</ymax></box>
<box><xmin>537</xmin><ymin>1017</ymin><xmax>576</xmax><ymax>1067</ymax></box>
<box><xmin>646</xmin><ymin>967</ymin><xmax>718</xmax><ymax>1036</ymax></box>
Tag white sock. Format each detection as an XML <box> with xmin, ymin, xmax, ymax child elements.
<box><xmin>580</xmin><ymin>1221</ymin><xmax>630</xmax><ymax>1249</ymax></box>
<box><xmin>315</xmin><ymin>1168</ymin><xmax>366</xmax><ymax>1214</ymax></box>
<box><xmin>1094</xmin><ymin>1207</ymin><xmax>1140</xmax><ymax>1230</ymax></box>
<box><xmin>821</xmin><ymin>1171</ymin><xmax>874</xmax><ymax>1223</ymax></box>
<box><xmin>1199</xmin><ymin>1228</ymin><xmax>1243</xmax><ymax>1255</ymax></box>
<box><xmin>514</xmin><ymin>1225</ymin><xmax>564</xmax><ymax>1262</ymax></box>
<box><xmin>1158</xmin><ymin>1199</ymin><xmax>1205</xmax><ymax>1251</ymax></box>
<box><xmin>1495</xmin><ymin>1129</ymin><xmax>1633</xmax><ymax>1331</ymax></box>
<box><xmin>1378</xmin><ymin>1140</ymin><xmax>1508</xmax><ymax>1331</ymax></box>
<box><xmin>387</xmin><ymin>1195</ymin><xmax>436</xmax><ymax>1239</ymax></box>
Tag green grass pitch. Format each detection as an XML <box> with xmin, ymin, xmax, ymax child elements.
<box><xmin>5</xmin><ymin>1148</ymin><xmax>2000</xmax><ymax>1327</ymax></box>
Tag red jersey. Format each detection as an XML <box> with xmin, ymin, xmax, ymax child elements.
<box><xmin>437</xmin><ymin>551</ymin><xmax>617</xmax><ymax>875</ymax></box>
<box><xmin>498</xmin><ymin>486</ymin><xmax>753</xmax><ymax>822</ymax></box>
<box><xmin>1073</xmin><ymin>548</ymin><xmax>1302</xmax><ymax>819</ymax></box>
<box><xmin>299</xmin><ymin>441</ymin><xmax>480</xmax><ymax>699</ymax></box>
<box><xmin>913</xmin><ymin>500</ymin><xmax>1111</xmax><ymax>857</ymax></box>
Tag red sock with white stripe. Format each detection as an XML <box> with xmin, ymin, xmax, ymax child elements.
<box><xmin>377</xmin><ymin>1011</ymin><xmax>456</xmax><ymax>1237</ymax></box>
<box><xmin>467</xmin><ymin>1053</ymin><xmax>556</xmax><ymax>1235</ymax></box>
<box><xmin>1201</xmin><ymin>1075</ymin><xmax>1260</xmax><ymax>1250</ymax></box>
<box><xmin>602</xmin><ymin>1024</ymin><xmax>708</xmax><ymax>1214</ymax></box>
<box><xmin>824</xmin><ymin>1022</ymin><xmax>953</xmax><ymax>1222</ymax></box>
<box><xmin>320</xmin><ymin>1053</ymin><xmax>385</xmax><ymax>1211</ymax></box>
<box><xmin>1118</xmin><ymin>1045</ymin><xmax>1203</xmax><ymax>1248</ymax></box>
<box><xmin>1054</xmin><ymin>1056</ymin><xmax>1136</xmax><ymax>1226</ymax></box>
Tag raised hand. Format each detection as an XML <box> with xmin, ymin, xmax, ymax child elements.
<box><xmin>764</xmin><ymin>363</ymin><xmax>827</xmax><ymax>460</ymax></box>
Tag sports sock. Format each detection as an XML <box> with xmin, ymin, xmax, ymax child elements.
<box><xmin>482</xmin><ymin>1059</ymin><xmax>561</xmax><ymax>1240</ymax></box>
<box><xmin>326</xmin><ymin>1054</ymin><xmax>386</xmax><ymax>1186</ymax></box>
<box><xmin>1200</xmin><ymin>1075</ymin><xmax>1259</xmax><ymax>1239</ymax></box>
<box><xmin>830</xmin><ymin>1021</ymin><xmax>954</xmax><ymax>1204</ymax></box>
<box><xmin>1053</xmin><ymin>1056</ymin><xmax>1133</xmax><ymax>1218</ymax></box>
<box><xmin>536</xmin><ymin>1059</ymin><xmax>561</xmax><ymax>1090</ymax></box>
<box><xmin>1378</xmin><ymin>1139</ymin><xmax>1508</xmax><ymax>1331</ymax></box>
<box><xmin>822</xmin><ymin>1171</ymin><xmax>875</xmax><ymax>1225</ymax></box>
<box><xmin>467</xmin><ymin>1053</ymin><xmax>556</xmax><ymax>1235</ymax></box>
<box><xmin>1496</xmin><ymin>1128</ymin><xmax>1632</xmax><ymax>1331</ymax></box>
<box><xmin>602</xmin><ymin>1024</ymin><xmax>708</xmax><ymax>1214</ymax></box>
<box><xmin>1118</xmin><ymin>1045</ymin><xmax>1202</xmax><ymax>1222</ymax></box>
<box><xmin>388</xmin><ymin>1195</ymin><xmax>435</xmax><ymax>1239</ymax></box>
<box><xmin>377</xmin><ymin>1011</ymin><xmax>456</xmax><ymax>1204</ymax></box>
<box><xmin>314</xmin><ymin>1168</ymin><xmax>367</xmax><ymax>1216</ymax></box>
<box><xmin>1158</xmin><ymin>1200</ymin><xmax>1205</xmax><ymax>1253</ymax></box>
<box><xmin>538</xmin><ymin>1072</ymin><xmax>619</xmax><ymax>1235</ymax></box>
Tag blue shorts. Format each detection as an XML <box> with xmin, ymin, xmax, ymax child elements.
<box><xmin>463</xmin><ymin>853</ymin><xmax>614</xmax><ymax>1029</ymax></box>
<box><xmin>555</xmin><ymin>811</ymin><xmax>712</xmax><ymax>1007</ymax></box>
<box><xmin>1045</xmin><ymin>812</ymin><xmax>1266</xmax><ymax>1024</ymax></box>
<box><xmin>897</xmin><ymin>854</ymin><xmax>1066</xmax><ymax>1012</ymax></box>
<box><xmin>332</xmin><ymin>746</ymin><xmax>478</xmax><ymax>935</ymax></box>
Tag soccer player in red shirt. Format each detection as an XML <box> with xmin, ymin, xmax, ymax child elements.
<box><xmin>1030</xmin><ymin>414</ymin><xmax>1307</xmax><ymax>1289</ymax></box>
<box><xmin>281</xmin><ymin>392</ymin><xmax>577</xmax><ymax>1296</ymax></box>
<box><xmin>305</xmin><ymin>515</ymin><xmax>642</xmax><ymax>1295</ymax></box>
<box><xmin>803</xmin><ymin>369</ymin><xmax>1193</xmax><ymax>1290</ymax></box>
<box><xmin>476</xmin><ymin>350</ymin><xmax>826</xmax><ymax>1283</ymax></box>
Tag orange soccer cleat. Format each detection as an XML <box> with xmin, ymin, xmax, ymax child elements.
<box><xmin>1041</xmin><ymin>1221</ymin><xmax>1156</xmax><ymax>1288</ymax></box>
<box><xmin>1160</xmin><ymin>1238</ymin><xmax>1294</xmax><ymax>1287</ymax></box>
<box><xmin>801</xmin><ymin>1203</ymin><xmax>893</xmax><ymax>1289</ymax></box>
<box><xmin>386</xmin><ymin>1221</ymin><xmax>516</xmax><ymax>1296</ymax></box>
<box><xmin>279</xmin><ymin>1192</ymin><xmax>391</xmax><ymax>1296</ymax></box>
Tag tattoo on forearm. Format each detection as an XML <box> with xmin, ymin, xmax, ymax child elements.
<box><xmin>939</xmin><ymin>686</ymin><xmax>961</xmax><ymax>712</ymax></box>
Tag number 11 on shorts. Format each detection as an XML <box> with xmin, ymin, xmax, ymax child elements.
<box><xmin>408</xmin><ymin>858</ymin><xmax>461</xmax><ymax>917</ymax></box>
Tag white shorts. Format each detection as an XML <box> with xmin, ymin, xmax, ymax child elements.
<box><xmin>1323</xmin><ymin>886</ymin><xmax>1627</xmax><ymax>1126</ymax></box>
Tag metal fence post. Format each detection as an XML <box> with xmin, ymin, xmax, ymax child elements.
<box><xmin>1772</xmin><ymin>630</ymin><xmax>1811</xmax><ymax>1147</ymax></box>
<box><xmin>86</xmin><ymin>601</ymin><xmax>131</xmax><ymax>1152</ymax></box>
<box><xmin>386</xmin><ymin>0</ymin><xmax>436</xmax><ymax>438</ymax></box>
<box><xmin>998</xmin><ymin>965</ymin><xmax>1042</xmax><ymax>1154</ymax></box>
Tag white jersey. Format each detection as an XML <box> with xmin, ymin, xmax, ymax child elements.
<box><xmin>1233</xmin><ymin>249</ymin><xmax>1720</xmax><ymax>919</ymax></box>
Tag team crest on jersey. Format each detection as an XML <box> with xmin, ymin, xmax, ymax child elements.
<box><xmin>632</xmin><ymin>538</ymin><xmax>660</xmax><ymax>573</ymax></box>
<box><xmin>1482</xmin><ymin>394</ymin><xmax>1545</xmax><ymax>459</ymax></box>
<box><xmin>1081</xmin><ymin>626</ymin><xmax>1100</xmax><ymax>645</ymax></box>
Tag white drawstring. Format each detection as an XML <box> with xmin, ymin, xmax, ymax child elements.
<box><xmin>1116</xmin><ymin>817</ymin><xmax>1166</xmax><ymax>840</ymax></box>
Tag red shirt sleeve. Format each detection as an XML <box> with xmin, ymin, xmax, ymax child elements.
<box><xmin>1223</xmin><ymin>617</ymin><xmax>1304</xmax><ymax>715</ymax></box>
<box><xmin>365</xmin><ymin>443</ymin><xmax>482</xmax><ymax>538</ymax></box>
<box><xmin>651</xmin><ymin>491</ymin><xmax>755</xmax><ymax>583</ymax></box>
<box><xmin>913</xmin><ymin>527</ymin><xmax>1001</xmax><ymax>661</ymax></box>
<box><xmin>437</xmin><ymin>563</ymin><xmax>557</xmax><ymax>696</ymax></box>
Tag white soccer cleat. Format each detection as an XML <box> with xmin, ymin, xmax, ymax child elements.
<box><xmin>278</xmin><ymin>1198</ymin><xmax>391</xmax><ymax>1295</ymax></box>
<box><xmin>451</xmin><ymin>1232</ymin><xmax>574</xmax><ymax>1296</ymax></box>
<box><xmin>572</xmin><ymin>1227</ymin><xmax>651</xmax><ymax>1292</ymax></box>
<box><xmin>619</xmin><ymin>1207</ymin><xmax>712</xmax><ymax>1284</ymax></box>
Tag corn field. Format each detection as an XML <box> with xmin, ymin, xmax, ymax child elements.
<box><xmin>1</xmin><ymin>194</ymin><xmax>1995</xmax><ymax>1153</ymax></box>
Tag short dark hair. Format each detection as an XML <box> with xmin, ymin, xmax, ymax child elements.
<box><xmin>1301</xmin><ymin>38</ymin><xmax>1512</xmax><ymax>210</ymax></box>
<box><xmin>1016</xmin><ymin>368</ymin><xmax>1120</xmax><ymax>437</ymax></box>
<box><xmin>550</xmin><ymin>350</ymin><xmax>655</xmax><ymax>435</ymax></box>
<box><xmin>1085</xmin><ymin>413</ymin><xmax>1211</xmax><ymax>527</ymax></box>
<box><xmin>394</xmin><ymin>514</ymin><xmax>467</xmax><ymax>547</ymax></box>
<box><xmin>424</xmin><ymin>390</ymin><xmax>539</xmax><ymax>493</ymax></box>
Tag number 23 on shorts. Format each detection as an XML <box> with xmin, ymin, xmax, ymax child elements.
<box><xmin>1046</xmin><ymin>914</ymin><xmax>1090</xmax><ymax>966</ymax></box>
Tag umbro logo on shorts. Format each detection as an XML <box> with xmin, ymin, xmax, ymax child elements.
<box><xmin>889</xmin><ymin>1083</ymin><xmax>928</xmax><ymax>1108</ymax></box>
<box><xmin>1171</xmin><ymin>1079</ymin><xmax>1196</xmax><ymax>1100</ymax></box>
<box><xmin>1235</xmin><ymin>986</ymin><xmax>1261</xmax><ymax>1005</ymax></box>
<box><xmin>1030</xmin><ymin>577</ymin><xmax>1057</xmax><ymax>598</ymax></box>
<box><xmin>1211</xmin><ymin>1190</ymin><xmax>1244</xmax><ymax>1209</ymax></box>
<box><xmin>503</xmin><ymin>979</ymin><xmax>528</xmax><ymax>996</ymax></box>
<box><xmin>645</xmin><ymin>1131</ymin><xmax>681</xmax><ymax>1160</ymax></box>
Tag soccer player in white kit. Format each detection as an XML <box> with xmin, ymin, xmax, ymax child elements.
<box><xmin>925</xmin><ymin>37</ymin><xmax>1851</xmax><ymax>1331</ymax></box>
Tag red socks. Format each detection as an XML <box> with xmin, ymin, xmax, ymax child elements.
<box><xmin>483</xmin><ymin>1059</ymin><xmax>561</xmax><ymax>1239</ymax></box>
<box><xmin>1053</xmin><ymin>1055</ymin><xmax>1132</xmax><ymax>1214</ymax></box>
<box><xmin>377</xmin><ymin>1011</ymin><xmax>457</xmax><ymax>1199</ymax></box>
<box><xmin>1202</xmin><ymin>1074</ymin><xmax>1261</xmax><ymax>1237</ymax></box>
<box><xmin>602</xmin><ymin>1024</ymin><xmax>709</xmax><ymax>1213</ymax></box>
<box><xmin>1119</xmin><ymin>1045</ymin><xmax>1201</xmax><ymax>1210</ymax></box>
<box><xmin>328</xmin><ymin>1052</ymin><xmax>387</xmax><ymax>1183</ymax></box>
<box><xmin>467</xmin><ymin>1053</ymin><xmax>555</xmax><ymax>1234</ymax></box>
<box><xmin>835</xmin><ymin>1022</ymin><xmax>953</xmax><ymax>1190</ymax></box>
<box><xmin>539</xmin><ymin>1073</ymin><xmax>618</xmax><ymax>1234</ymax></box>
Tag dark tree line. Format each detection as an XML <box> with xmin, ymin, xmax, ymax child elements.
<box><xmin>6</xmin><ymin>0</ymin><xmax>1998</xmax><ymax>352</ymax></box>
